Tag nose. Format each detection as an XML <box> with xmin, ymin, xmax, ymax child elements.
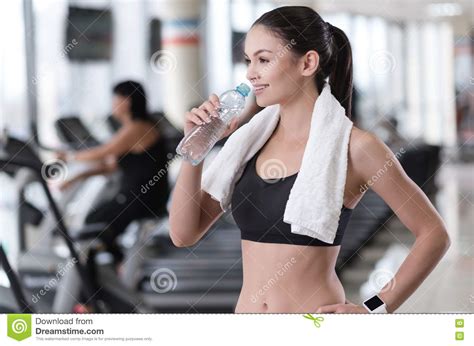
<box><xmin>246</xmin><ymin>62</ymin><xmax>259</xmax><ymax>82</ymax></box>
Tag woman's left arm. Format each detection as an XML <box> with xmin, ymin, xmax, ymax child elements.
<box><xmin>318</xmin><ymin>132</ymin><xmax>451</xmax><ymax>314</ymax></box>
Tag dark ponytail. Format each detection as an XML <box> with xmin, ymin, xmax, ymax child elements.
<box><xmin>252</xmin><ymin>6</ymin><xmax>354</xmax><ymax>119</ymax></box>
<box><xmin>325</xmin><ymin>23</ymin><xmax>353</xmax><ymax>119</ymax></box>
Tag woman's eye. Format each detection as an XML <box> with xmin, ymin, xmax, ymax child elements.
<box><xmin>244</xmin><ymin>57</ymin><xmax>268</xmax><ymax>65</ymax></box>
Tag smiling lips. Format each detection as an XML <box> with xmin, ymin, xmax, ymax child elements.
<box><xmin>253</xmin><ymin>84</ymin><xmax>269</xmax><ymax>95</ymax></box>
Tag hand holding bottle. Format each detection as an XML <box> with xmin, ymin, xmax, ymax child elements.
<box><xmin>177</xmin><ymin>83</ymin><xmax>250</xmax><ymax>166</ymax></box>
<box><xmin>183</xmin><ymin>94</ymin><xmax>240</xmax><ymax>140</ymax></box>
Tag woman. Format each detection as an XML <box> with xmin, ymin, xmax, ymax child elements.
<box><xmin>169</xmin><ymin>6</ymin><xmax>450</xmax><ymax>313</ymax></box>
<box><xmin>58</xmin><ymin>80</ymin><xmax>170</xmax><ymax>266</ymax></box>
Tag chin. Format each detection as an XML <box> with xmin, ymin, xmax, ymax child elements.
<box><xmin>255</xmin><ymin>96</ymin><xmax>277</xmax><ymax>108</ymax></box>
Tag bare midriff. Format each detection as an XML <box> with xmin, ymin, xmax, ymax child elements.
<box><xmin>234</xmin><ymin>239</ymin><xmax>345</xmax><ymax>313</ymax></box>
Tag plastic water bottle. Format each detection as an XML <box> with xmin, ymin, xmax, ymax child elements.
<box><xmin>176</xmin><ymin>83</ymin><xmax>251</xmax><ymax>166</ymax></box>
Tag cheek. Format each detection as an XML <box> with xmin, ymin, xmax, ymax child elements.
<box><xmin>112</xmin><ymin>98</ymin><xmax>121</xmax><ymax>109</ymax></box>
<box><xmin>264</xmin><ymin>59</ymin><xmax>298</xmax><ymax>85</ymax></box>
<box><xmin>266</xmin><ymin>70</ymin><xmax>297</xmax><ymax>96</ymax></box>
<box><xmin>260</xmin><ymin>62</ymin><xmax>279</xmax><ymax>82</ymax></box>
<box><xmin>277</xmin><ymin>64</ymin><xmax>304</xmax><ymax>92</ymax></box>
<box><xmin>261</xmin><ymin>72</ymin><xmax>302</xmax><ymax>106</ymax></box>
<box><xmin>113</xmin><ymin>98</ymin><xmax>128</xmax><ymax>113</ymax></box>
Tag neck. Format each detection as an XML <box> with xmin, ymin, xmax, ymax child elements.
<box><xmin>276</xmin><ymin>82</ymin><xmax>319</xmax><ymax>142</ymax></box>
<box><xmin>121</xmin><ymin>113</ymin><xmax>133</xmax><ymax>124</ymax></box>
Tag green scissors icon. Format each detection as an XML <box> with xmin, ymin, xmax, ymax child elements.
<box><xmin>303</xmin><ymin>313</ymin><xmax>324</xmax><ymax>328</ymax></box>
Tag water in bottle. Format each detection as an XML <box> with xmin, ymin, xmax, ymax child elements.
<box><xmin>176</xmin><ymin>83</ymin><xmax>251</xmax><ymax>166</ymax></box>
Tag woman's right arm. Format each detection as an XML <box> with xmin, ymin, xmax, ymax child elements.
<box><xmin>169</xmin><ymin>161</ymin><xmax>224</xmax><ymax>247</ymax></box>
<box><xmin>169</xmin><ymin>94</ymin><xmax>239</xmax><ymax>247</ymax></box>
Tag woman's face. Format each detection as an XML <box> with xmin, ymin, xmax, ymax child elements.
<box><xmin>244</xmin><ymin>25</ymin><xmax>316</xmax><ymax>107</ymax></box>
<box><xmin>112</xmin><ymin>94</ymin><xmax>131</xmax><ymax>122</ymax></box>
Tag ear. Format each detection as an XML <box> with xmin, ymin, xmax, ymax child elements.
<box><xmin>300</xmin><ymin>50</ymin><xmax>319</xmax><ymax>77</ymax></box>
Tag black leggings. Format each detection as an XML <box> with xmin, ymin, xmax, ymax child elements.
<box><xmin>85</xmin><ymin>192</ymin><xmax>166</xmax><ymax>263</ymax></box>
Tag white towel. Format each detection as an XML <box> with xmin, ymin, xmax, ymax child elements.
<box><xmin>201</xmin><ymin>82</ymin><xmax>353</xmax><ymax>244</ymax></box>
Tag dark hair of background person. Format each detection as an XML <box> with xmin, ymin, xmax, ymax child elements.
<box><xmin>113</xmin><ymin>80</ymin><xmax>153</xmax><ymax>122</ymax></box>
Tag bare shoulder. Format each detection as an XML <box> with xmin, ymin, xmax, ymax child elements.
<box><xmin>349</xmin><ymin>126</ymin><xmax>375</xmax><ymax>148</ymax></box>
<box><xmin>342</xmin><ymin>127</ymin><xmax>381</xmax><ymax>201</ymax></box>
<box><xmin>347</xmin><ymin>125</ymin><xmax>406</xmax><ymax>183</ymax></box>
<box><xmin>128</xmin><ymin>120</ymin><xmax>160</xmax><ymax>141</ymax></box>
<box><xmin>348</xmin><ymin>126</ymin><xmax>389</xmax><ymax>163</ymax></box>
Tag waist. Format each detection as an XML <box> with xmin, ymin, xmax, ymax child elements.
<box><xmin>239</xmin><ymin>280</ymin><xmax>345</xmax><ymax>313</ymax></box>
<box><xmin>236</xmin><ymin>241</ymin><xmax>344</xmax><ymax>312</ymax></box>
<box><xmin>241</xmin><ymin>240</ymin><xmax>340</xmax><ymax>282</ymax></box>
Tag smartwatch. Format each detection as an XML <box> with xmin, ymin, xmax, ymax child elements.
<box><xmin>363</xmin><ymin>294</ymin><xmax>387</xmax><ymax>313</ymax></box>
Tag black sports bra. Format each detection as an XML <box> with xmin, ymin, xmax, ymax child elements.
<box><xmin>230</xmin><ymin>148</ymin><xmax>353</xmax><ymax>246</ymax></box>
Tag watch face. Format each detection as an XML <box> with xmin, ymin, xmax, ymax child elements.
<box><xmin>364</xmin><ymin>295</ymin><xmax>384</xmax><ymax>311</ymax></box>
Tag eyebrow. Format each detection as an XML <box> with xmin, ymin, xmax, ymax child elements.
<box><xmin>243</xmin><ymin>49</ymin><xmax>273</xmax><ymax>57</ymax></box>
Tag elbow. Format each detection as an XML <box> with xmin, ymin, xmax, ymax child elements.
<box><xmin>433</xmin><ymin>228</ymin><xmax>451</xmax><ymax>254</ymax></box>
<box><xmin>441</xmin><ymin>230</ymin><xmax>451</xmax><ymax>252</ymax></box>
<box><xmin>169</xmin><ymin>213</ymin><xmax>201</xmax><ymax>248</ymax></box>
<box><xmin>169</xmin><ymin>230</ymin><xmax>197</xmax><ymax>248</ymax></box>
<box><xmin>416</xmin><ymin>231</ymin><xmax>451</xmax><ymax>269</ymax></box>
<box><xmin>172</xmin><ymin>239</ymin><xmax>194</xmax><ymax>248</ymax></box>
<box><xmin>416</xmin><ymin>226</ymin><xmax>451</xmax><ymax>255</ymax></box>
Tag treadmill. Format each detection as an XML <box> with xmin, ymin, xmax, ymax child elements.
<box><xmin>0</xmin><ymin>243</ymin><xmax>34</xmax><ymax>313</ymax></box>
<box><xmin>54</xmin><ymin>116</ymin><xmax>100</xmax><ymax>150</ymax></box>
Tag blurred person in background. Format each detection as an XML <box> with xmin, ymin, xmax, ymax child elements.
<box><xmin>57</xmin><ymin>80</ymin><xmax>170</xmax><ymax>268</ymax></box>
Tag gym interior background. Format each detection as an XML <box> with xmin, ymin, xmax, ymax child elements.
<box><xmin>0</xmin><ymin>0</ymin><xmax>472</xmax><ymax>313</ymax></box>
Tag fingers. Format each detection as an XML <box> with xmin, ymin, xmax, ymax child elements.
<box><xmin>316</xmin><ymin>303</ymin><xmax>364</xmax><ymax>314</ymax></box>
<box><xmin>228</xmin><ymin>117</ymin><xmax>239</xmax><ymax>133</ymax></box>
<box><xmin>185</xmin><ymin>111</ymin><xmax>204</xmax><ymax>126</ymax></box>
<box><xmin>199</xmin><ymin>101</ymin><xmax>219</xmax><ymax>118</ymax></box>
<box><xmin>219</xmin><ymin>117</ymin><xmax>239</xmax><ymax>140</ymax></box>
<box><xmin>185</xmin><ymin>94</ymin><xmax>221</xmax><ymax>129</ymax></box>
<box><xmin>225</xmin><ymin>118</ymin><xmax>237</xmax><ymax>132</ymax></box>
<box><xmin>191</xmin><ymin>107</ymin><xmax>211</xmax><ymax>124</ymax></box>
<box><xmin>231</xmin><ymin>117</ymin><xmax>240</xmax><ymax>129</ymax></box>
<box><xmin>209</xmin><ymin>93</ymin><xmax>220</xmax><ymax>108</ymax></box>
<box><xmin>316</xmin><ymin>304</ymin><xmax>341</xmax><ymax>313</ymax></box>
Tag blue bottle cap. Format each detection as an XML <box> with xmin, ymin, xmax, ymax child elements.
<box><xmin>235</xmin><ymin>83</ymin><xmax>250</xmax><ymax>97</ymax></box>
